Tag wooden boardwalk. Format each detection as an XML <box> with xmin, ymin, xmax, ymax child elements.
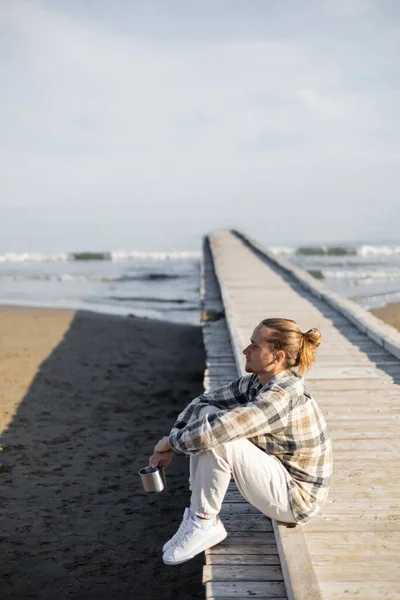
<box><xmin>200</xmin><ymin>231</ymin><xmax>400</xmax><ymax>600</ymax></box>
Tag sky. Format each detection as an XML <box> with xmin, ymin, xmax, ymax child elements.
<box><xmin>1</xmin><ymin>0</ymin><xmax>399</xmax><ymax>252</ymax></box>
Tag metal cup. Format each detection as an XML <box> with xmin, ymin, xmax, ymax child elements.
<box><xmin>138</xmin><ymin>465</ymin><xmax>167</xmax><ymax>493</ymax></box>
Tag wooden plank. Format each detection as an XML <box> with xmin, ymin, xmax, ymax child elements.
<box><xmin>225</xmin><ymin>491</ymin><xmax>399</xmax><ymax>508</ymax></box>
<box><xmin>273</xmin><ymin>522</ymin><xmax>323</xmax><ymax>600</ymax></box>
<box><xmin>317</xmin><ymin>500</ymin><xmax>400</xmax><ymax>513</ymax></box>
<box><xmin>314</xmin><ymin>561</ymin><xmax>400</xmax><ymax>582</ymax></box>
<box><xmin>217</xmin><ymin>531</ymin><xmax>276</xmax><ymax>541</ymax></box>
<box><xmin>336</xmin><ymin>473</ymin><xmax>400</xmax><ymax>491</ymax></box>
<box><xmin>223</xmin><ymin>492</ymin><xmax>250</xmax><ymax>502</ymax></box>
<box><xmin>327</xmin><ymin>414</ymin><xmax>400</xmax><ymax>421</ymax></box>
<box><xmin>307</xmin><ymin>366</ymin><xmax>379</xmax><ymax>379</ymax></box>
<box><xmin>318</xmin><ymin>582</ymin><xmax>400</xmax><ymax>599</ymax></box>
<box><xmin>332</xmin><ymin>454</ymin><xmax>399</xmax><ymax>462</ymax></box>
<box><xmin>208</xmin><ymin>543</ymin><xmax>280</xmax><ymax>556</ymax></box>
<box><xmin>306</xmin><ymin>375</ymin><xmax>400</xmax><ymax>398</ymax></box>
<box><xmin>330</xmin><ymin>439</ymin><xmax>398</xmax><ymax>452</ymax></box>
<box><xmin>205</xmin><ymin>581</ymin><xmax>287</xmax><ymax>598</ymax></box>
<box><xmin>305</xmin><ymin>517</ymin><xmax>400</xmax><ymax>532</ymax></box>
<box><xmin>317</xmin><ymin>390</ymin><xmax>400</xmax><ymax>401</ymax></box>
<box><xmin>226</xmin><ymin>487</ymin><xmax>400</xmax><ymax>504</ymax></box>
<box><xmin>219</xmin><ymin>503</ymin><xmax>262</xmax><ymax>514</ymax></box>
<box><xmin>221</xmin><ymin>516</ymin><xmax>273</xmax><ymax>532</ymax></box>
<box><xmin>308</xmin><ymin>380</ymin><xmax>398</xmax><ymax>391</ymax></box>
<box><xmin>305</xmin><ymin>531</ymin><xmax>400</xmax><ymax>555</ymax></box>
<box><xmin>206</xmin><ymin>555</ymin><xmax>281</xmax><ymax>565</ymax></box>
<box><xmin>313</xmin><ymin>555</ymin><xmax>400</xmax><ymax>564</ymax></box>
<box><xmin>329</xmin><ymin>427</ymin><xmax>400</xmax><ymax>439</ymax></box>
<box><xmin>203</xmin><ymin>565</ymin><xmax>284</xmax><ymax>582</ymax></box>
<box><xmin>320</xmin><ymin>407</ymin><xmax>400</xmax><ymax>417</ymax></box>
<box><xmin>329</xmin><ymin>471</ymin><xmax>400</xmax><ymax>483</ymax></box>
<box><xmin>328</xmin><ymin>488</ymin><xmax>400</xmax><ymax>501</ymax></box>
<box><xmin>331</xmin><ymin>468</ymin><xmax>400</xmax><ymax>479</ymax></box>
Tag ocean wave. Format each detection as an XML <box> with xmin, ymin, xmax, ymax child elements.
<box><xmin>71</xmin><ymin>252</ymin><xmax>111</xmax><ymax>261</ymax></box>
<box><xmin>3</xmin><ymin>244</ymin><xmax>399</xmax><ymax>262</ymax></box>
<box><xmin>267</xmin><ymin>246</ymin><xmax>296</xmax><ymax>256</ymax></box>
<box><xmin>270</xmin><ymin>244</ymin><xmax>400</xmax><ymax>257</ymax></box>
<box><xmin>353</xmin><ymin>290</ymin><xmax>400</xmax><ymax>309</ymax></box>
<box><xmin>298</xmin><ymin>246</ymin><xmax>356</xmax><ymax>256</ymax></box>
<box><xmin>0</xmin><ymin>250</ymin><xmax>201</xmax><ymax>263</ymax></box>
<box><xmin>322</xmin><ymin>269</ymin><xmax>400</xmax><ymax>282</ymax></box>
<box><xmin>0</xmin><ymin>272</ymin><xmax>186</xmax><ymax>283</ymax></box>
<box><xmin>110</xmin><ymin>251</ymin><xmax>200</xmax><ymax>261</ymax></box>
<box><xmin>356</xmin><ymin>245</ymin><xmax>400</xmax><ymax>257</ymax></box>
<box><xmin>0</xmin><ymin>252</ymin><xmax>70</xmax><ymax>263</ymax></box>
<box><xmin>269</xmin><ymin>245</ymin><xmax>355</xmax><ymax>256</ymax></box>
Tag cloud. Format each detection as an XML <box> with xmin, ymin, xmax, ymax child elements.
<box><xmin>297</xmin><ymin>89</ymin><xmax>347</xmax><ymax>120</ymax></box>
<box><xmin>0</xmin><ymin>0</ymin><xmax>399</xmax><ymax>247</ymax></box>
<box><xmin>0</xmin><ymin>3</ymin><xmax>360</xmax><ymax>155</ymax></box>
<box><xmin>322</xmin><ymin>0</ymin><xmax>378</xmax><ymax>18</ymax></box>
<box><xmin>0</xmin><ymin>2</ymin><xmax>338</xmax><ymax>200</ymax></box>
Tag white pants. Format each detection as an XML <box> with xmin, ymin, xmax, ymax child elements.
<box><xmin>189</xmin><ymin>405</ymin><xmax>296</xmax><ymax>524</ymax></box>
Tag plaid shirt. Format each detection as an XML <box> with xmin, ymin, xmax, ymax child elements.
<box><xmin>168</xmin><ymin>370</ymin><xmax>333</xmax><ymax>525</ymax></box>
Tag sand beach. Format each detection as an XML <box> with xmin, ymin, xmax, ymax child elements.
<box><xmin>0</xmin><ymin>307</ymin><xmax>206</xmax><ymax>600</ymax></box>
<box><xmin>370</xmin><ymin>301</ymin><xmax>400</xmax><ymax>333</ymax></box>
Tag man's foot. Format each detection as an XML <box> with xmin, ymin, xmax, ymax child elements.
<box><xmin>162</xmin><ymin>513</ymin><xmax>227</xmax><ymax>565</ymax></box>
<box><xmin>162</xmin><ymin>507</ymin><xmax>192</xmax><ymax>553</ymax></box>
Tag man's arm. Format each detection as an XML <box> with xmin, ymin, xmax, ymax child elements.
<box><xmin>171</xmin><ymin>375</ymin><xmax>253</xmax><ymax>432</ymax></box>
<box><xmin>168</xmin><ymin>384</ymin><xmax>291</xmax><ymax>454</ymax></box>
<box><xmin>151</xmin><ymin>379</ymin><xmax>245</xmax><ymax>461</ymax></box>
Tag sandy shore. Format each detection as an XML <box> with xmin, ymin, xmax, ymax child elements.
<box><xmin>370</xmin><ymin>301</ymin><xmax>400</xmax><ymax>333</ymax></box>
<box><xmin>0</xmin><ymin>307</ymin><xmax>206</xmax><ymax>600</ymax></box>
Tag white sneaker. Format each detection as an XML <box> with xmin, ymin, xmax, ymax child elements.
<box><xmin>162</xmin><ymin>507</ymin><xmax>192</xmax><ymax>553</ymax></box>
<box><xmin>162</xmin><ymin>514</ymin><xmax>227</xmax><ymax>566</ymax></box>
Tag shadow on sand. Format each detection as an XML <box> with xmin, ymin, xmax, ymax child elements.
<box><xmin>0</xmin><ymin>310</ymin><xmax>206</xmax><ymax>600</ymax></box>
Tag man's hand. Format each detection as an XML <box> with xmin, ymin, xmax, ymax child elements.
<box><xmin>149</xmin><ymin>436</ymin><xmax>174</xmax><ymax>469</ymax></box>
<box><xmin>149</xmin><ymin>449</ymin><xmax>174</xmax><ymax>469</ymax></box>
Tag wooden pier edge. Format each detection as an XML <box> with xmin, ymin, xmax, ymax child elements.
<box><xmin>207</xmin><ymin>232</ymin><xmax>324</xmax><ymax>600</ymax></box>
<box><xmin>272</xmin><ymin>520</ymin><xmax>322</xmax><ymax>600</ymax></box>
<box><xmin>233</xmin><ymin>230</ymin><xmax>400</xmax><ymax>360</ymax></box>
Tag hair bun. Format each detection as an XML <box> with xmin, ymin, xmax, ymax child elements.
<box><xmin>303</xmin><ymin>328</ymin><xmax>322</xmax><ymax>347</ymax></box>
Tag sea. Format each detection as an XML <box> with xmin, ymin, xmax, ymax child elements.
<box><xmin>1</xmin><ymin>243</ymin><xmax>400</xmax><ymax>326</ymax></box>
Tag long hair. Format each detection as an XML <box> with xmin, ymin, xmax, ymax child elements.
<box><xmin>260</xmin><ymin>318</ymin><xmax>322</xmax><ymax>374</ymax></box>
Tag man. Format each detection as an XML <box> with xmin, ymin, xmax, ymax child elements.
<box><xmin>149</xmin><ymin>318</ymin><xmax>332</xmax><ymax>566</ymax></box>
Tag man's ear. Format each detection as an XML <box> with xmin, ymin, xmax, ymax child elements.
<box><xmin>277</xmin><ymin>350</ymin><xmax>286</xmax><ymax>365</ymax></box>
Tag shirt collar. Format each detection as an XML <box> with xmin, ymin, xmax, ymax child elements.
<box><xmin>255</xmin><ymin>369</ymin><xmax>304</xmax><ymax>390</ymax></box>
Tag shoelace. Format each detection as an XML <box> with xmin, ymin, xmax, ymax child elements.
<box><xmin>170</xmin><ymin>517</ymin><xmax>192</xmax><ymax>547</ymax></box>
<box><xmin>174</xmin><ymin>518</ymin><xmax>195</xmax><ymax>546</ymax></box>
<box><xmin>174</xmin><ymin>517</ymin><xmax>217</xmax><ymax>548</ymax></box>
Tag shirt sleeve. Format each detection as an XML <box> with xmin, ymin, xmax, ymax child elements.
<box><xmin>168</xmin><ymin>384</ymin><xmax>291</xmax><ymax>454</ymax></box>
<box><xmin>170</xmin><ymin>375</ymin><xmax>253</xmax><ymax>434</ymax></box>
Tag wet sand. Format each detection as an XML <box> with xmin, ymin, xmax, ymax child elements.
<box><xmin>370</xmin><ymin>301</ymin><xmax>400</xmax><ymax>333</ymax></box>
<box><xmin>0</xmin><ymin>307</ymin><xmax>206</xmax><ymax>600</ymax></box>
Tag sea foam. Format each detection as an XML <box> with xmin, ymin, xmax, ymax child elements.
<box><xmin>269</xmin><ymin>244</ymin><xmax>400</xmax><ymax>257</ymax></box>
<box><xmin>0</xmin><ymin>250</ymin><xmax>201</xmax><ymax>263</ymax></box>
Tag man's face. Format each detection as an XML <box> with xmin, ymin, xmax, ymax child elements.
<box><xmin>242</xmin><ymin>326</ymin><xmax>276</xmax><ymax>375</ymax></box>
